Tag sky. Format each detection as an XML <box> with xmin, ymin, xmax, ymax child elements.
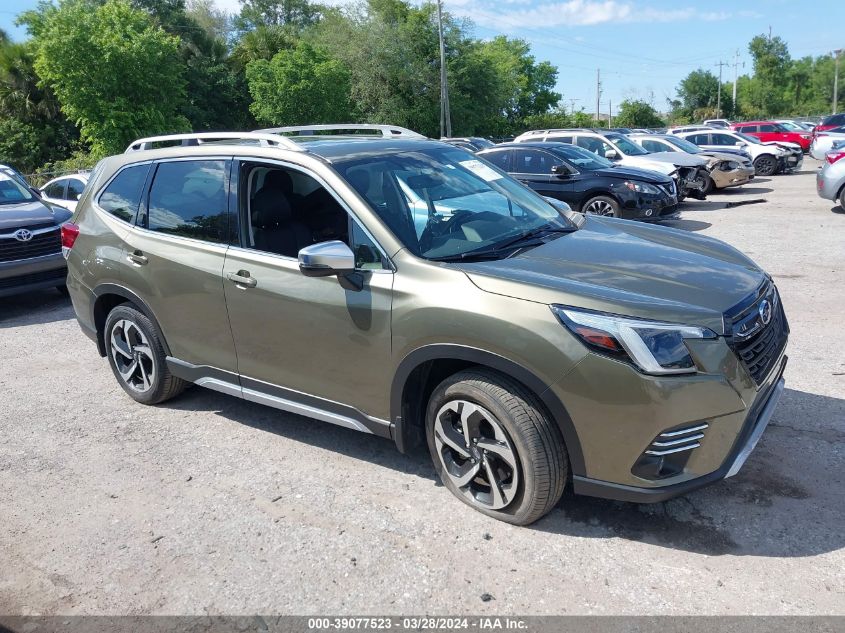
<box><xmin>2</xmin><ymin>0</ymin><xmax>844</xmax><ymax>116</ymax></box>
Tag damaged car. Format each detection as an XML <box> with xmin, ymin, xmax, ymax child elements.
<box><xmin>630</xmin><ymin>133</ymin><xmax>755</xmax><ymax>194</ymax></box>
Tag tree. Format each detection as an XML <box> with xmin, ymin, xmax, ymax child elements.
<box><xmin>614</xmin><ymin>99</ymin><xmax>664</xmax><ymax>128</ymax></box>
<box><xmin>747</xmin><ymin>34</ymin><xmax>791</xmax><ymax>115</ymax></box>
<box><xmin>670</xmin><ymin>68</ymin><xmax>733</xmax><ymax>122</ymax></box>
<box><xmin>27</xmin><ymin>0</ymin><xmax>189</xmax><ymax>156</ymax></box>
<box><xmin>235</xmin><ymin>0</ymin><xmax>321</xmax><ymax>32</ymax></box>
<box><xmin>246</xmin><ymin>41</ymin><xmax>351</xmax><ymax>125</ymax></box>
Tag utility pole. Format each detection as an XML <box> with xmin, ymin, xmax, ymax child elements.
<box><xmin>834</xmin><ymin>49</ymin><xmax>842</xmax><ymax>115</ymax></box>
<box><xmin>608</xmin><ymin>100</ymin><xmax>612</xmax><ymax>128</ymax></box>
<box><xmin>731</xmin><ymin>50</ymin><xmax>744</xmax><ymax>114</ymax></box>
<box><xmin>436</xmin><ymin>0</ymin><xmax>451</xmax><ymax>137</ymax></box>
<box><xmin>595</xmin><ymin>68</ymin><xmax>602</xmax><ymax>125</ymax></box>
<box><xmin>715</xmin><ymin>60</ymin><xmax>727</xmax><ymax>119</ymax></box>
<box><xmin>568</xmin><ymin>98</ymin><xmax>580</xmax><ymax>114</ymax></box>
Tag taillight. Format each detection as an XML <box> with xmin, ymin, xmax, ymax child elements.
<box><xmin>61</xmin><ymin>222</ymin><xmax>80</xmax><ymax>249</ymax></box>
<box><xmin>826</xmin><ymin>152</ymin><xmax>845</xmax><ymax>165</ymax></box>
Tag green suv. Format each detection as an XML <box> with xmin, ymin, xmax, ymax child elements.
<box><xmin>63</xmin><ymin>127</ymin><xmax>788</xmax><ymax>525</ymax></box>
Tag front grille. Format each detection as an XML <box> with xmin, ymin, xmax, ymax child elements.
<box><xmin>0</xmin><ymin>267</ymin><xmax>66</xmax><ymax>289</ymax></box>
<box><xmin>725</xmin><ymin>282</ymin><xmax>789</xmax><ymax>386</ymax></box>
<box><xmin>0</xmin><ymin>226</ymin><xmax>61</xmax><ymax>263</ymax></box>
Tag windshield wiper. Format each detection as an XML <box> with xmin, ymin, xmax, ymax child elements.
<box><xmin>490</xmin><ymin>224</ymin><xmax>575</xmax><ymax>251</ymax></box>
<box><xmin>428</xmin><ymin>224</ymin><xmax>575</xmax><ymax>263</ymax></box>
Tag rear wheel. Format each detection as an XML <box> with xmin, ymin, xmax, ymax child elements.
<box><xmin>582</xmin><ymin>195</ymin><xmax>620</xmax><ymax>217</ymax></box>
<box><xmin>104</xmin><ymin>304</ymin><xmax>187</xmax><ymax>405</ymax></box>
<box><xmin>839</xmin><ymin>188</ymin><xmax>845</xmax><ymax>212</ymax></box>
<box><xmin>753</xmin><ymin>155</ymin><xmax>777</xmax><ymax>176</ymax></box>
<box><xmin>425</xmin><ymin>369</ymin><xmax>568</xmax><ymax>525</ymax></box>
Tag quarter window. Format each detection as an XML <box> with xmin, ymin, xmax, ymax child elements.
<box><xmin>98</xmin><ymin>164</ymin><xmax>151</xmax><ymax>223</ymax></box>
<box><xmin>66</xmin><ymin>178</ymin><xmax>85</xmax><ymax>200</ymax></box>
<box><xmin>146</xmin><ymin>160</ymin><xmax>229</xmax><ymax>243</ymax></box>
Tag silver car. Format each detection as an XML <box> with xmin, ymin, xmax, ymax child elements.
<box><xmin>816</xmin><ymin>150</ymin><xmax>845</xmax><ymax>210</ymax></box>
<box><xmin>810</xmin><ymin>126</ymin><xmax>845</xmax><ymax>160</ymax></box>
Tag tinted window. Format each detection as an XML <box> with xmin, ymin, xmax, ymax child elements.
<box><xmin>44</xmin><ymin>181</ymin><xmax>65</xmax><ymax>199</ymax></box>
<box><xmin>546</xmin><ymin>135</ymin><xmax>573</xmax><ymax>144</ymax></box>
<box><xmin>66</xmin><ymin>178</ymin><xmax>85</xmax><ymax>200</ymax></box>
<box><xmin>576</xmin><ymin>136</ymin><xmax>614</xmax><ymax>157</ymax></box>
<box><xmin>710</xmin><ymin>134</ymin><xmax>739</xmax><ymax>146</ymax></box>
<box><xmin>642</xmin><ymin>139</ymin><xmax>671</xmax><ymax>153</ymax></box>
<box><xmin>481</xmin><ymin>150</ymin><xmax>511</xmax><ymax>171</ymax></box>
<box><xmin>99</xmin><ymin>164</ymin><xmax>150</xmax><ymax>223</ymax></box>
<box><xmin>0</xmin><ymin>173</ymin><xmax>36</xmax><ymax>204</ymax></box>
<box><xmin>759</xmin><ymin>124</ymin><xmax>777</xmax><ymax>132</ymax></box>
<box><xmin>147</xmin><ymin>160</ymin><xmax>228</xmax><ymax>243</ymax></box>
<box><xmin>686</xmin><ymin>133</ymin><xmax>710</xmax><ymax>145</ymax></box>
<box><xmin>513</xmin><ymin>149</ymin><xmax>560</xmax><ymax>174</ymax></box>
<box><xmin>736</xmin><ymin>125</ymin><xmax>757</xmax><ymax>133</ymax></box>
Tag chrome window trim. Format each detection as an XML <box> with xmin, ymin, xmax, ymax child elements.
<box><xmin>234</xmin><ymin>157</ymin><xmax>395</xmax><ymax>273</ymax></box>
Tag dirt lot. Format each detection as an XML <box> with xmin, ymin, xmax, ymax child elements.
<box><xmin>1</xmin><ymin>159</ymin><xmax>843</xmax><ymax>616</ymax></box>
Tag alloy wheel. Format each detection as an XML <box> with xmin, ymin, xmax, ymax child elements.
<box><xmin>584</xmin><ymin>199</ymin><xmax>615</xmax><ymax>216</ymax></box>
<box><xmin>433</xmin><ymin>399</ymin><xmax>520</xmax><ymax>510</ymax></box>
<box><xmin>109</xmin><ymin>319</ymin><xmax>156</xmax><ymax>393</ymax></box>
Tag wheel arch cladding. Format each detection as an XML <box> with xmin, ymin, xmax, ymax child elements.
<box><xmin>92</xmin><ymin>284</ymin><xmax>172</xmax><ymax>358</ymax></box>
<box><xmin>390</xmin><ymin>344</ymin><xmax>585</xmax><ymax>476</ymax></box>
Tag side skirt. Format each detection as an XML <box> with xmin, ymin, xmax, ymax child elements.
<box><xmin>166</xmin><ymin>357</ymin><xmax>392</xmax><ymax>439</ymax></box>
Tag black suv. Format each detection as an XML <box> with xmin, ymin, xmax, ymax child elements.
<box><xmin>0</xmin><ymin>168</ymin><xmax>72</xmax><ymax>297</ymax></box>
<box><xmin>478</xmin><ymin>142</ymin><xmax>679</xmax><ymax>220</ymax></box>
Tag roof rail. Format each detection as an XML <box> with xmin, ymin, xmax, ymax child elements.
<box><xmin>256</xmin><ymin>124</ymin><xmax>427</xmax><ymax>139</ymax></box>
<box><xmin>124</xmin><ymin>132</ymin><xmax>304</xmax><ymax>153</ymax></box>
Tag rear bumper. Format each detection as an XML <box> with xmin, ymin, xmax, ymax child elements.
<box><xmin>573</xmin><ymin>356</ymin><xmax>787</xmax><ymax>503</ymax></box>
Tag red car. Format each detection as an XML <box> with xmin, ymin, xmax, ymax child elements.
<box><xmin>731</xmin><ymin>121</ymin><xmax>812</xmax><ymax>152</ymax></box>
<box><xmin>814</xmin><ymin>113</ymin><xmax>845</xmax><ymax>137</ymax></box>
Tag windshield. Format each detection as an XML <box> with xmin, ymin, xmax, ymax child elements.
<box><xmin>735</xmin><ymin>132</ymin><xmax>762</xmax><ymax>145</ymax></box>
<box><xmin>549</xmin><ymin>144</ymin><xmax>613</xmax><ymax>170</ymax></box>
<box><xmin>472</xmin><ymin>138</ymin><xmax>495</xmax><ymax>149</ymax></box>
<box><xmin>607</xmin><ymin>134</ymin><xmax>649</xmax><ymax>156</ymax></box>
<box><xmin>777</xmin><ymin>121</ymin><xmax>802</xmax><ymax>132</ymax></box>
<box><xmin>336</xmin><ymin>146</ymin><xmax>573</xmax><ymax>261</ymax></box>
<box><xmin>0</xmin><ymin>173</ymin><xmax>36</xmax><ymax>205</ymax></box>
<box><xmin>665</xmin><ymin>137</ymin><xmax>702</xmax><ymax>154</ymax></box>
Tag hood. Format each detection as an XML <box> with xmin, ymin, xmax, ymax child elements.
<box><xmin>619</xmin><ymin>156</ymin><xmax>676</xmax><ymax>176</ymax></box>
<box><xmin>639</xmin><ymin>151</ymin><xmax>708</xmax><ymax>168</ymax></box>
<box><xmin>761</xmin><ymin>141</ymin><xmax>798</xmax><ymax>153</ymax></box>
<box><xmin>456</xmin><ymin>217</ymin><xmax>766</xmax><ymax>334</ymax></box>
<box><xmin>698</xmin><ymin>150</ymin><xmax>751</xmax><ymax>164</ymax></box>
<box><xmin>592</xmin><ymin>165</ymin><xmax>672</xmax><ymax>183</ymax></box>
<box><xmin>0</xmin><ymin>198</ymin><xmax>62</xmax><ymax>231</ymax></box>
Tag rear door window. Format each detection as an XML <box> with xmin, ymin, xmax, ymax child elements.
<box><xmin>759</xmin><ymin>124</ymin><xmax>777</xmax><ymax>132</ymax></box>
<box><xmin>98</xmin><ymin>164</ymin><xmax>151</xmax><ymax>223</ymax></box>
<box><xmin>145</xmin><ymin>160</ymin><xmax>230</xmax><ymax>243</ymax></box>
<box><xmin>44</xmin><ymin>180</ymin><xmax>66</xmax><ymax>199</ymax></box>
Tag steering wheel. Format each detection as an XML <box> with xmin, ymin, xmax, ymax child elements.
<box><xmin>418</xmin><ymin>209</ymin><xmax>474</xmax><ymax>252</ymax></box>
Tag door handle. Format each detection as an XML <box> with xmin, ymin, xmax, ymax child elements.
<box><xmin>227</xmin><ymin>270</ymin><xmax>257</xmax><ymax>288</ymax></box>
<box><xmin>127</xmin><ymin>251</ymin><xmax>148</xmax><ymax>266</ymax></box>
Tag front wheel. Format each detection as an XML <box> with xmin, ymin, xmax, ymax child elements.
<box><xmin>425</xmin><ymin>369</ymin><xmax>568</xmax><ymax>525</ymax></box>
<box><xmin>753</xmin><ymin>155</ymin><xmax>777</xmax><ymax>176</ymax></box>
<box><xmin>104</xmin><ymin>304</ymin><xmax>187</xmax><ymax>405</ymax></box>
<box><xmin>582</xmin><ymin>195</ymin><xmax>620</xmax><ymax>217</ymax></box>
<box><xmin>701</xmin><ymin>175</ymin><xmax>716</xmax><ymax>195</ymax></box>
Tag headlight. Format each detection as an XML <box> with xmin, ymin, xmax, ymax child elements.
<box><xmin>623</xmin><ymin>181</ymin><xmax>660</xmax><ymax>194</ymax></box>
<box><xmin>719</xmin><ymin>161</ymin><xmax>740</xmax><ymax>171</ymax></box>
<box><xmin>551</xmin><ymin>306</ymin><xmax>717</xmax><ymax>375</ymax></box>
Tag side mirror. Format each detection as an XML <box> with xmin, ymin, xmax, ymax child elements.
<box><xmin>551</xmin><ymin>165</ymin><xmax>570</xmax><ymax>178</ymax></box>
<box><xmin>605</xmin><ymin>149</ymin><xmax>619</xmax><ymax>160</ymax></box>
<box><xmin>75</xmin><ymin>194</ymin><xmax>82</xmax><ymax>201</ymax></box>
<box><xmin>298</xmin><ymin>240</ymin><xmax>355</xmax><ymax>278</ymax></box>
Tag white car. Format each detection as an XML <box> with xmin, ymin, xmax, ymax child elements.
<box><xmin>40</xmin><ymin>173</ymin><xmax>90</xmax><ymax>212</ymax></box>
<box><xmin>673</xmin><ymin>129</ymin><xmax>797</xmax><ymax>176</ymax></box>
<box><xmin>513</xmin><ymin>129</ymin><xmax>708</xmax><ymax>199</ymax></box>
<box><xmin>809</xmin><ymin>126</ymin><xmax>845</xmax><ymax>160</ymax></box>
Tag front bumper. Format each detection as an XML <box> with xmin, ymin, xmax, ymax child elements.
<box><xmin>711</xmin><ymin>166</ymin><xmax>756</xmax><ymax>189</ymax></box>
<box><xmin>0</xmin><ymin>253</ymin><xmax>67</xmax><ymax>298</ymax></box>
<box><xmin>619</xmin><ymin>189</ymin><xmax>679</xmax><ymax>221</ymax></box>
<box><xmin>571</xmin><ymin>355</ymin><xmax>786</xmax><ymax>503</ymax></box>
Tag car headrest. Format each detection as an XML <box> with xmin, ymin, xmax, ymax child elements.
<box><xmin>263</xmin><ymin>170</ymin><xmax>294</xmax><ymax>194</ymax></box>
<box><xmin>252</xmin><ymin>189</ymin><xmax>292</xmax><ymax>227</ymax></box>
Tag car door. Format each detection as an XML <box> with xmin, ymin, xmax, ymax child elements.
<box><xmin>121</xmin><ymin>157</ymin><xmax>239</xmax><ymax>374</ymax></box>
<box><xmin>511</xmin><ymin>148</ymin><xmax>556</xmax><ymax>196</ymax></box>
<box><xmin>221</xmin><ymin>159</ymin><xmax>394</xmax><ymax>425</ymax></box>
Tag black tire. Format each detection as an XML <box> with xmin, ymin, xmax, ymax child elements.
<box><xmin>839</xmin><ymin>188</ymin><xmax>845</xmax><ymax>213</ymax></box>
<box><xmin>701</xmin><ymin>175</ymin><xmax>716</xmax><ymax>195</ymax></box>
<box><xmin>425</xmin><ymin>369</ymin><xmax>568</xmax><ymax>526</ymax></box>
<box><xmin>104</xmin><ymin>304</ymin><xmax>187</xmax><ymax>405</ymax></box>
<box><xmin>581</xmin><ymin>195</ymin><xmax>620</xmax><ymax>218</ymax></box>
<box><xmin>56</xmin><ymin>284</ymin><xmax>69</xmax><ymax>296</ymax></box>
<box><xmin>753</xmin><ymin>154</ymin><xmax>777</xmax><ymax>176</ymax></box>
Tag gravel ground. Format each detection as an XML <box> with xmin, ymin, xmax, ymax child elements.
<box><xmin>1</xmin><ymin>159</ymin><xmax>843</xmax><ymax>616</ymax></box>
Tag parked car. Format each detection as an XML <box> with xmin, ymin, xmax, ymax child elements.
<box><xmin>630</xmin><ymin>134</ymin><xmax>755</xmax><ymax>194</ymax></box>
<box><xmin>40</xmin><ymin>173</ymin><xmax>90</xmax><ymax>212</ymax></box>
<box><xmin>809</xmin><ymin>126</ymin><xmax>845</xmax><ymax>160</ymax></box>
<box><xmin>731</xmin><ymin>121</ymin><xmax>812</xmax><ymax>152</ymax></box>
<box><xmin>477</xmin><ymin>142</ymin><xmax>678</xmax><ymax>220</ymax></box>
<box><xmin>703</xmin><ymin>119</ymin><xmax>731</xmax><ymax>129</ymax></box>
<box><xmin>668</xmin><ymin>125</ymin><xmax>714</xmax><ymax>135</ymax></box>
<box><xmin>513</xmin><ymin>129</ymin><xmax>707</xmax><ymax>200</ymax></box>
<box><xmin>440</xmin><ymin>137</ymin><xmax>496</xmax><ymax>152</ymax></box>
<box><xmin>0</xmin><ymin>171</ymin><xmax>70</xmax><ymax>298</ymax></box>
<box><xmin>674</xmin><ymin>129</ymin><xmax>799</xmax><ymax>176</ymax></box>
<box><xmin>64</xmin><ymin>127</ymin><xmax>788</xmax><ymax>526</ymax></box>
<box><xmin>816</xmin><ymin>148</ymin><xmax>845</xmax><ymax>210</ymax></box>
<box><xmin>775</xmin><ymin>120</ymin><xmax>815</xmax><ymax>134</ymax></box>
<box><xmin>813</xmin><ymin>113</ymin><xmax>845</xmax><ymax>136</ymax></box>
